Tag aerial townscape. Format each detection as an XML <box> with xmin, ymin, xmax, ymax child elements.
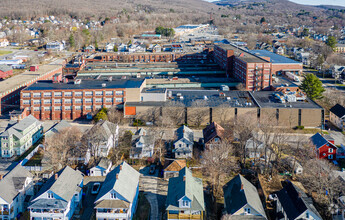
<box><xmin>1</xmin><ymin>0</ymin><xmax>345</xmax><ymax>219</ymax></box>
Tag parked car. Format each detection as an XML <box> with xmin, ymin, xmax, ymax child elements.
<box><xmin>149</xmin><ymin>164</ymin><xmax>156</xmax><ymax>174</ymax></box>
<box><xmin>91</xmin><ymin>182</ymin><xmax>101</xmax><ymax>195</ymax></box>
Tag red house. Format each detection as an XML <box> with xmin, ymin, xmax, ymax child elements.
<box><xmin>310</xmin><ymin>133</ymin><xmax>337</xmax><ymax>160</ymax></box>
<box><xmin>0</xmin><ymin>64</ymin><xmax>13</xmax><ymax>79</ymax></box>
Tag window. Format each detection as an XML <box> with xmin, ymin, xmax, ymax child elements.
<box><xmin>306</xmin><ymin>212</ymin><xmax>309</xmax><ymax>219</ymax></box>
<box><xmin>55</xmin><ymin>106</ymin><xmax>62</xmax><ymax>111</ymax></box>
<box><xmin>95</xmin><ymin>91</ymin><xmax>103</xmax><ymax>96</ymax></box>
<box><xmin>33</xmin><ymin>93</ymin><xmax>41</xmax><ymax>98</ymax></box>
<box><xmin>111</xmin><ymin>192</ymin><xmax>116</xmax><ymax>199</ymax></box>
<box><xmin>65</xmin><ymin>106</ymin><xmax>72</xmax><ymax>110</ymax></box>
<box><xmin>105</xmin><ymin>98</ymin><xmax>112</xmax><ymax>103</ymax></box>
<box><xmin>33</xmin><ymin>100</ymin><xmax>41</xmax><ymax>104</ymax></box>
<box><xmin>44</xmin><ymin>107</ymin><xmax>51</xmax><ymax>111</ymax></box>
<box><xmin>85</xmin><ymin>91</ymin><xmax>92</xmax><ymax>96</ymax></box>
<box><xmin>328</xmin><ymin>154</ymin><xmax>333</xmax><ymax>159</ymax></box>
<box><xmin>44</xmin><ymin>92</ymin><xmax>52</xmax><ymax>97</ymax></box>
<box><xmin>85</xmin><ymin>106</ymin><xmax>92</xmax><ymax>110</ymax></box>
<box><xmin>95</xmin><ymin>98</ymin><xmax>103</xmax><ymax>103</ymax></box>
<box><xmin>75</xmin><ymin>106</ymin><xmax>82</xmax><ymax>110</ymax></box>
<box><xmin>64</xmin><ymin>92</ymin><xmax>72</xmax><ymax>97</ymax></box>
<box><xmin>182</xmin><ymin>201</ymin><xmax>189</xmax><ymax>207</ymax></box>
<box><xmin>115</xmin><ymin>90</ymin><xmax>123</xmax><ymax>95</ymax></box>
<box><xmin>105</xmin><ymin>91</ymin><xmax>113</xmax><ymax>96</ymax></box>
<box><xmin>95</xmin><ymin>105</ymin><xmax>102</xmax><ymax>110</ymax></box>
<box><xmin>329</xmin><ymin>148</ymin><xmax>333</xmax><ymax>153</ymax></box>
<box><xmin>244</xmin><ymin>208</ymin><xmax>251</xmax><ymax>214</ymax></box>
<box><xmin>65</xmin><ymin>99</ymin><xmax>72</xmax><ymax>104</ymax></box>
<box><xmin>48</xmin><ymin>192</ymin><xmax>53</xmax><ymax>199</ymax></box>
<box><xmin>43</xmin><ymin>99</ymin><xmax>51</xmax><ymax>104</ymax></box>
<box><xmin>22</xmin><ymin>93</ymin><xmax>30</xmax><ymax>98</ymax></box>
<box><xmin>75</xmin><ymin>99</ymin><xmax>83</xmax><ymax>103</ymax></box>
<box><xmin>75</xmin><ymin>92</ymin><xmax>82</xmax><ymax>96</ymax></box>
<box><xmin>23</xmin><ymin>100</ymin><xmax>30</xmax><ymax>105</ymax></box>
<box><xmin>54</xmin><ymin>92</ymin><xmax>62</xmax><ymax>97</ymax></box>
<box><xmin>85</xmin><ymin>98</ymin><xmax>92</xmax><ymax>103</ymax></box>
<box><xmin>54</xmin><ymin>99</ymin><xmax>62</xmax><ymax>104</ymax></box>
<box><xmin>115</xmin><ymin>98</ymin><xmax>123</xmax><ymax>103</ymax></box>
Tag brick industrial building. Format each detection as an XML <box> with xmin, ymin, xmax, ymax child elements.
<box><xmin>20</xmin><ymin>78</ymin><xmax>145</xmax><ymax>120</ymax></box>
<box><xmin>212</xmin><ymin>44</ymin><xmax>303</xmax><ymax>91</ymax></box>
<box><xmin>0</xmin><ymin>64</ymin><xmax>63</xmax><ymax>115</ymax></box>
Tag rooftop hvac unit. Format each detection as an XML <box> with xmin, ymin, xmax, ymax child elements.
<box><xmin>102</xmin><ymin>83</ymin><xmax>106</xmax><ymax>87</ymax></box>
<box><xmin>168</xmin><ymin>91</ymin><xmax>173</xmax><ymax>98</ymax></box>
<box><xmin>203</xmin><ymin>95</ymin><xmax>208</xmax><ymax>100</ymax></box>
<box><xmin>227</xmin><ymin>97</ymin><xmax>231</xmax><ymax>100</ymax></box>
<box><xmin>108</xmin><ymin>76</ymin><xmax>113</xmax><ymax>82</ymax></box>
<box><xmin>180</xmin><ymin>96</ymin><xmax>184</xmax><ymax>100</ymax></box>
<box><xmin>177</xmin><ymin>93</ymin><xmax>182</xmax><ymax>97</ymax></box>
<box><xmin>74</xmin><ymin>79</ymin><xmax>81</xmax><ymax>84</ymax></box>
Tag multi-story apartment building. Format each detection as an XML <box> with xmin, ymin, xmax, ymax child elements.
<box><xmin>213</xmin><ymin>44</ymin><xmax>272</xmax><ymax>91</ymax></box>
<box><xmin>29</xmin><ymin>166</ymin><xmax>83</xmax><ymax>220</ymax></box>
<box><xmin>0</xmin><ymin>165</ymin><xmax>34</xmax><ymax>220</ymax></box>
<box><xmin>0</xmin><ymin>115</ymin><xmax>43</xmax><ymax>158</ymax></box>
<box><xmin>20</xmin><ymin>78</ymin><xmax>145</xmax><ymax>120</ymax></box>
<box><xmin>94</xmin><ymin>162</ymin><xmax>140</xmax><ymax>220</ymax></box>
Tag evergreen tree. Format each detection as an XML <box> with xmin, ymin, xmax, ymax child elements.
<box><xmin>326</xmin><ymin>36</ymin><xmax>337</xmax><ymax>50</ymax></box>
<box><xmin>69</xmin><ymin>34</ymin><xmax>75</xmax><ymax>48</ymax></box>
<box><xmin>299</xmin><ymin>73</ymin><xmax>325</xmax><ymax>100</ymax></box>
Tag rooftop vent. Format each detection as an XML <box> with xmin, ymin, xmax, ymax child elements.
<box><xmin>102</xmin><ymin>83</ymin><xmax>106</xmax><ymax>87</ymax></box>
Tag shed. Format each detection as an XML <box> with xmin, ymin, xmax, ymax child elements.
<box><xmin>30</xmin><ymin>65</ymin><xmax>39</xmax><ymax>72</ymax></box>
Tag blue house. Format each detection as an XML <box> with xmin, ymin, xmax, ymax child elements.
<box><xmin>94</xmin><ymin>161</ymin><xmax>140</xmax><ymax>220</ymax></box>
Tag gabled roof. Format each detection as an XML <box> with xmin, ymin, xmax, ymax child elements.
<box><xmin>203</xmin><ymin>122</ymin><xmax>224</xmax><ymax>144</ymax></box>
<box><xmin>97</xmin><ymin>157</ymin><xmax>112</xmax><ymax>170</ymax></box>
<box><xmin>85</xmin><ymin>120</ymin><xmax>117</xmax><ymax>142</ymax></box>
<box><xmin>0</xmin><ymin>164</ymin><xmax>33</xmax><ymax>204</ymax></box>
<box><xmin>0</xmin><ymin>115</ymin><xmax>41</xmax><ymax>139</ymax></box>
<box><xmin>176</xmin><ymin>125</ymin><xmax>194</xmax><ymax>143</ymax></box>
<box><xmin>276</xmin><ymin>180</ymin><xmax>322</xmax><ymax>220</ymax></box>
<box><xmin>223</xmin><ymin>175</ymin><xmax>267</xmax><ymax>219</ymax></box>
<box><xmin>32</xmin><ymin>166</ymin><xmax>83</xmax><ymax>203</ymax></box>
<box><xmin>330</xmin><ymin>104</ymin><xmax>345</xmax><ymax>118</ymax></box>
<box><xmin>132</xmin><ymin>135</ymin><xmax>154</xmax><ymax>147</ymax></box>
<box><xmin>95</xmin><ymin>161</ymin><xmax>140</xmax><ymax>204</ymax></box>
<box><xmin>166</xmin><ymin>167</ymin><xmax>205</xmax><ymax>211</ymax></box>
<box><xmin>310</xmin><ymin>133</ymin><xmax>337</xmax><ymax>149</ymax></box>
<box><xmin>164</xmin><ymin>160</ymin><xmax>187</xmax><ymax>172</ymax></box>
<box><xmin>45</xmin><ymin>120</ymin><xmax>71</xmax><ymax>138</ymax></box>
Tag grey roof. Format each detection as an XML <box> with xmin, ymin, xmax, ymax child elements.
<box><xmin>0</xmin><ymin>64</ymin><xmax>12</xmax><ymax>72</ymax></box>
<box><xmin>223</xmin><ymin>175</ymin><xmax>267</xmax><ymax>219</ymax></box>
<box><xmin>132</xmin><ymin>135</ymin><xmax>154</xmax><ymax>146</ymax></box>
<box><xmin>45</xmin><ymin>120</ymin><xmax>71</xmax><ymax>137</ymax></box>
<box><xmin>216</xmin><ymin>44</ymin><xmax>268</xmax><ymax>63</ymax></box>
<box><xmin>0</xmin><ymin>164</ymin><xmax>33</xmax><ymax>203</ymax></box>
<box><xmin>85</xmin><ymin>120</ymin><xmax>117</xmax><ymax>142</ymax></box>
<box><xmin>245</xmin><ymin>138</ymin><xmax>264</xmax><ymax>150</ymax></box>
<box><xmin>251</xmin><ymin>50</ymin><xmax>301</xmax><ymax>64</ymax></box>
<box><xmin>32</xmin><ymin>166</ymin><xmax>83</xmax><ymax>203</ymax></box>
<box><xmin>166</xmin><ymin>167</ymin><xmax>205</xmax><ymax>211</ymax></box>
<box><xmin>276</xmin><ymin>180</ymin><xmax>322</xmax><ymax>220</ymax></box>
<box><xmin>95</xmin><ymin>161</ymin><xmax>140</xmax><ymax>204</ymax></box>
<box><xmin>97</xmin><ymin>158</ymin><xmax>112</xmax><ymax>170</ymax></box>
<box><xmin>176</xmin><ymin>125</ymin><xmax>194</xmax><ymax>143</ymax></box>
<box><xmin>23</xmin><ymin>79</ymin><xmax>144</xmax><ymax>91</ymax></box>
<box><xmin>0</xmin><ymin>115</ymin><xmax>42</xmax><ymax>138</ymax></box>
<box><xmin>29</xmin><ymin>198</ymin><xmax>68</xmax><ymax>209</ymax></box>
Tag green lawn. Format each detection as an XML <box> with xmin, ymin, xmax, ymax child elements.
<box><xmin>0</xmin><ymin>50</ymin><xmax>12</xmax><ymax>55</ymax></box>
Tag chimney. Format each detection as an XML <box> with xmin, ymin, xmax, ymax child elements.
<box><xmin>116</xmin><ymin>174</ymin><xmax>119</xmax><ymax>179</ymax></box>
<box><xmin>120</xmin><ymin>165</ymin><xmax>122</xmax><ymax>170</ymax></box>
<box><xmin>183</xmin><ymin>175</ymin><xmax>186</xmax><ymax>182</ymax></box>
<box><xmin>55</xmin><ymin>173</ymin><xmax>58</xmax><ymax>180</ymax></box>
<box><xmin>240</xmin><ymin>184</ymin><xmax>244</xmax><ymax>190</ymax></box>
<box><xmin>0</xmin><ymin>174</ymin><xmax>2</xmax><ymax>180</ymax></box>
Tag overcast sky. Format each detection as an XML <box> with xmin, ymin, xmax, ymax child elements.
<box><xmin>203</xmin><ymin>0</ymin><xmax>345</xmax><ymax>7</ymax></box>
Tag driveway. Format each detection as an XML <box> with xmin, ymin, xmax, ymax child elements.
<box><xmin>329</xmin><ymin>131</ymin><xmax>345</xmax><ymax>146</ymax></box>
<box><xmin>140</xmin><ymin>166</ymin><xmax>159</xmax><ymax>220</ymax></box>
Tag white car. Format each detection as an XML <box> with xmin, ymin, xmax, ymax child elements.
<box><xmin>91</xmin><ymin>183</ymin><xmax>101</xmax><ymax>195</ymax></box>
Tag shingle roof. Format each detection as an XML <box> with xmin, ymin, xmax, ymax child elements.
<box><xmin>164</xmin><ymin>160</ymin><xmax>187</xmax><ymax>172</ymax></box>
<box><xmin>203</xmin><ymin>122</ymin><xmax>224</xmax><ymax>144</ymax></box>
<box><xmin>223</xmin><ymin>175</ymin><xmax>267</xmax><ymax>219</ymax></box>
<box><xmin>310</xmin><ymin>133</ymin><xmax>336</xmax><ymax>149</ymax></box>
<box><xmin>0</xmin><ymin>115</ymin><xmax>42</xmax><ymax>139</ymax></box>
<box><xmin>176</xmin><ymin>125</ymin><xmax>194</xmax><ymax>142</ymax></box>
<box><xmin>95</xmin><ymin>162</ymin><xmax>140</xmax><ymax>205</ymax></box>
<box><xmin>85</xmin><ymin>120</ymin><xmax>117</xmax><ymax>142</ymax></box>
<box><xmin>330</xmin><ymin>104</ymin><xmax>345</xmax><ymax>118</ymax></box>
<box><xmin>32</xmin><ymin>166</ymin><xmax>83</xmax><ymax>203</ymax></box>
<box><xmin>0</xmin><ymin>164</ymin><xmax>33</xmax><ymax>203</ymax></box>
<box><xmin>276</xmin><ymin>180</ymin><xmax>322</xmax><ymax>220</ymax></box>
<box><xmin>166</xmin><ymin>167</ymin><xmax>205</xmax><ymax>211</ymax></box>
<box><xmin>45</xmin><ymin>120</ymin><xmax>71</xmax><ymax>137</ymax></box>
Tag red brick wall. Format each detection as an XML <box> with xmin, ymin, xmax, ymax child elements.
<box><xmin>271</xmin><ymin>63</ymin><xmax>303</xmax><ymax>75</ymax></box>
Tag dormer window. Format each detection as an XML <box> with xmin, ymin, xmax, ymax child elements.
<box><xmin>182</xmin><ymin>201</ymin><xmax>189</xmax><ymax>207</ymax></box>
<box><xmin>48</xmin><ymin>192</ymin><xmax>53</xmax><ymax>199</ymax></box>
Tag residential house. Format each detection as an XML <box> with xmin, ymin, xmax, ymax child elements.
<box><xmin>310</xmin><ymin>133</ymin><xmax>337</xmax><ymax>160</ymax></box>
<box><xmin>276</xmin><ymin>180</ymin><xmax>322</xmax><ymax>220</ymax></box>
<box><xmin>335</xmin><ymin>44</ymin><xmax>345</xmax><ymax>53</ymax></box>
<box><xmin>84</xmin><ymin>45</ymin><xmax>95</xmax><ymax>53</ymax></box>
<box><xmin>330</xmin><ymin>104</ymin><xmax>345</xmax><ymax>131</ymax></box>
<box><xmin>337</xmin><ymin>144</ymin><xmax>345</xmax><ymax>159</ymax></box>
<box><xmin>0</xmin><ymin>165</ymin><xmax>34</xmax><ymax>220</ymax></box>
<box><xmin>94</xmin><ymin>162</ymin><xmax>140</xmax><ymax>220</ymax></box>
<box><xmin>295</xmin><ymin>52</ymin><xmax>310</xmax><ymax>66</ymax></box>
<box><xmin>104</xmin><ymin>43</ymin><xmax>115</xmax><ymax>52</ymax></box>
<box><xmin>163</xmin><ymin>159</ymin><xmax>187</xmax><ymax>179</ymax></box>
<box><xmin>0</xmin><ymin>39</ymin><xmax>9</xmax><ymax>47</ymax></box>
<box><xmin>282</xmin><ymin>156</ymin><xmax>303</xmax><ymax>175</ymax></box>
<box><xmin>203</xmin><ymin>122</ymin><xmax>224</xmax><ymax>149</ymax></box>
<box><xmin>130</xmin><ymin>128</ymin><xmax>154</xmax><ymax>159</ymax></box>
<box><xmin>331</xmin><ymin>65</ymin><xmax>345</xmax><ymax>79</ymax></box>
<box><xmin>0</xmin><ymin>64</ymin><xmax>13</xmax><ymax>79</ymax></box>
<box><xmin>246</xmin><ymin>138</ymin><xmax>267</xmax><ymax>160</ymax></box>
<box><xmin>166</xmin><ymin>167</ymin><xmax>205</xmax><ymax>220</ymax></box>
<box><xmin>29</xmin><ymin>166</ymin><xmax>84</xmax><ymax>220</ymax></box>
<box><xmin>0</xmin><ymin>115</ymin><xmax>43</xmax><ymax>158</ymax></box>
<box><xmin>152</xmin><ymin>44</ymin><xmax>162</xmax><ymax>53</ymax></box>
<box><xmin>90</xmin><ymin>158</ymin><xmax>112</xmax><ymax>176</ymax></box>
<box><xmin>118</xmin><ymin>44</ymin><xmax>127</xmax><ymax>52</ymax></box>
<box><xmin>84</xmin><ymin>120</ymin><xmax>119</xmax><ymax>158</ymax></box>
<box><xmin>44</xmin><ymin>120</ymin><xmax>71</xmax><ymax>138</ymax></box>
<box><xmin>46</xmin><ymin>41</ymin><xmax>64</xmax><ymax>51</ymax></box>
<box><xmin>173</xmin><ymin>125</ymin><xmax>194</xmax><ymax>158</ymax></box>
<box><xmin>223</xmin><ymin>174</ymin><xmax>267</xmax><ymax>219</ymax></box>
<box><xmin>273</xmin><ymin>45</ymin><xmax>284</xmax><ymax>55</ymax></box>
